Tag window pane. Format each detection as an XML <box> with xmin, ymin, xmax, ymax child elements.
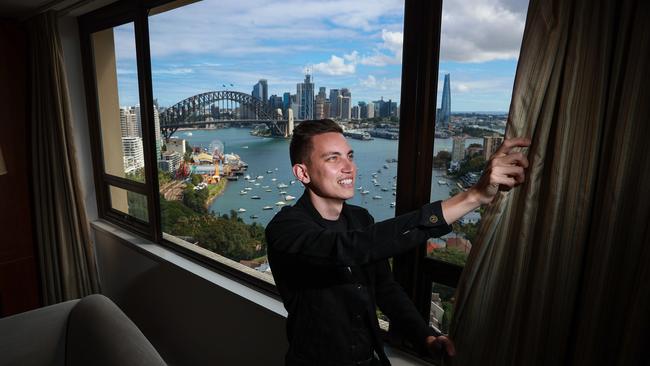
<box><xmin>429</xmin><ymin>281</ymin><xmax>456</xmax><ymax>334</ymax></box>
<box><xmin>109</xmin><ymin>185</ymin><xmax>149</xmax><ymax>222</ymax></box>
<box><xmin>428</xmin><ymin>0</ymin><xmax>529</xmax><ymax>265</ymax></box>
<box><xmin>91</xmin><ymin>22</ymin><xmax>147</xmax><ymax>182</ymax></box>
<box><xmin>148</xmin><ymin>0</ymin><xmax>405</xmax><ymax>282</ymax></box>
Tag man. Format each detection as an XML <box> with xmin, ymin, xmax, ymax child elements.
<box><xmin>266</xmin><ymin>119</ymin><xmax>530</xmax><ymax>365</ymax></box>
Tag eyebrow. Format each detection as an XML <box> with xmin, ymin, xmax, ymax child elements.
<box><xmin>320</xmin><ymin>150</ymin><xmax>354</xmax><ymax>158</ymax></box>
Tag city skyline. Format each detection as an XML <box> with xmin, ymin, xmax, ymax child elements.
<box><xmin>113</xmin><ymin>0</ymin><xmax>528</xmax><ymax>112</ymax></box>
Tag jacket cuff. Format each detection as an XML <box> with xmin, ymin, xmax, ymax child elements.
<box><xmin>418</xmin><ymin>201</ymin><xmax>453</xmax><ymax>236</ymax></box>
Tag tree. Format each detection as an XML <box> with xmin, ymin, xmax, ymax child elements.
<box><xmin>433</xmin><ymin>150</ymin><xmax>452</xmax><ymax>169</ymax></box>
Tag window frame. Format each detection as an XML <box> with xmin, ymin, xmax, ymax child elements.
<box><xmin>79</xmin><ymin>0</ymin><xmax>462</xmax><ymax>355</ymax></box>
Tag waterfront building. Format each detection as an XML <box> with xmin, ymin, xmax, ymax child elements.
<box><xmin>452</xmin><ymin>136</ymin><xmax>466</xmax><ymax>162</ymax></box>
<box><xmin>483</xmin><ymin>133</ymin><xmax>504</xmax><ymax>160</ymax></box>
<box><xmin>122</xmin><ymin>136</ymin><xmax>145</xmax><ymax>173</ymax></box>
<box><xmin>166</xmin><ymin>138</ymin><xmax>186</xmax><ymax>155</ymax></box>
<box><xmin>440</xmin><ymin>73</ymin><xmax>451</xmax><ymax>128</ymax></box>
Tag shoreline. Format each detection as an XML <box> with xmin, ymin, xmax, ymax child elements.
<box><xmin>204</xmin><ymin>179</ymin><xmax>228</xmax><ymax>209</ymax></box>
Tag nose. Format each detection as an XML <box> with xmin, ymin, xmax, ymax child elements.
<box><xmin>342</xmin><ymin>157</ymin><xmax>355</xmax><ymax>173</ymax></box>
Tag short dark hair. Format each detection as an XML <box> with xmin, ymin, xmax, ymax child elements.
<box><xmin>289</xmin><ymin>119</ymin><xmax>343</xmax><ymax>165</ymax></box>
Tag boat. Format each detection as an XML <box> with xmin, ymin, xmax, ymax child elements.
<box><xmin>290</xmin><ymin>180</ymin><xmax>296</xmax><ymax>185</ymax></box>
<box><xmin>254</xmin><ymin>183</ymin><xmax>260</xmax><ymax>186</ymax></box>
<box><xmin>271</xmin><ymin>178</ymin><xmax>277</xmax><ymax>182</ymax></box>
<box><xmin>244</xmin><ymin>175</ymin><xmax>251</xmax><ymax>180</ymax></box>
<box><xmin>256</xmin><ymin>175</ymin><xmax>264</xmax><ymax>179</ymax></box>
<box><xmin>383</xmin><ymin>164</ymin><xmax>389</xmax><ymax>169</ymax></box>
<box><xmin>239</xmin><ymin>190</ymin><xmax>248</xmax><ymax>195</ymax></box>
<box><xmin>242</xmin><ymin>146</ymin><xmax>249</xmax><ymax>149</ymax></box>
<box><xmin>265</xmin><ymin>189</ymin><xmax>272</xmax><ymax>192</ymax></box>
<box><xmin>237</xmin><ymin>208</ymin><xmax>246</xmax><ymax>212</ymax></box>
<box><xmin>227</xmin><ymin>176</ymin><xmax>238</xmax><ymax>181</ymax></box>
<box><xmin>186</xmin><ymin>132</ymin><xmax>193</xmax><ymax>136</ymax></box>
<box><xmin>244</xmin><ymin>187</ymin><xmax>253</xmax><ymax>191</ymax></box>
<box><xmin>285</xmin><ymin>195</ymin><xmax>296</xmax><ymax>201</ymax></box>
<box><xmin>251</xmin><ymin>195</ymin><xmax>261</xmax><ymax>199</ymax></box>
<box><xmin>381</xmin><ymin>188</ymin><xmax>389</xmax><ymax>191</ymax></box>
<box><xmin>262</xmin><ymin>206</ymin><xmax>273</xmax><ymax>210</ymax></box>
<box><xmin>266</xmin><ymin>170</ymin><xmax>273</xmax><ymax>174</ymax></box>
<box><xmin>275</xmin><ymin>201</ymin><xmax>286</xmax><ymax>206</ymax></box>
<box><xmin>438</xmin><ymin>180</ymin><xmax>449</xmax><ymax>185</ymax></box>
<box><xmin>373</xmin><ymin>195</ymin><xmax>382</xmax><ymax>199</ymax></box>
<box><xmin>262</xmin><ymin>185</ymin><xmax>269</xmax><ymax>188</ymax></box>
<box><xmin>250</xmin><ymin>215</ymin><xmax>259</xmax><ymax>219</ymax></box>
<box><xmin>390</xmin><ymin>202</ymin><xmax>396</xmax><ymax>208</ymax></box>
<box><xmin>277</xmin><ymin>183</ymin><xmax>288</xmax><ymax>188</ymax></box>
<box><xmin>361</xmin><ymin>190</ymin><xmax>370</xmax><ymax>195</ymax></box>
<box><xmin>374</xmin><ymin>183</ymin><xmax>380</xmax><ymax>187</ymax></box>
<box><xmin>357</xmin><ymin>186</ymin><xmax>363</xmax><ymax>190</ymax></box>
<box><xmin>279</xmin><ymin>191</ymin><xmax>287</xmax><ymax>195</ymax></box>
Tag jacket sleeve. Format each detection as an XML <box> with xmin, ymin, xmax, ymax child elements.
<box><xmin>266</xmin><ymin>200</ymin><xmax>451</xmax><ymax>267</ymax></box>
<box><xmin>374</xmin><ymin>258</ymin><xmax>441</xmax><ymax>355</ymax></box>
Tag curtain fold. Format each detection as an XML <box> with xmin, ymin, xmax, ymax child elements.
<box><xmin>450</xmin><ymin>0</ymin><xmax>650</xmax><ymax>365</ymax></box>
<box><xmin>27</xmin><ymin>11</ymin><xmax>100</xmax><ymax>304</ymax></box>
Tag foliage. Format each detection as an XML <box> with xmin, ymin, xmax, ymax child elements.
<box><xmin>158</xmin><ymin>169</ymin><xmax>173</xmax><ymax>186</ymax></box>
<box><xmin>451</xmin><ymin>155</ymin><xmax>486</xmax><ymax>178</ymax></box>
<box><xmin>170</xmin><ymin>211</ymin><xmax>266</xmax><ymax>261</ymax></box>
<box><xmin>125</xmin><ymin>167</ymin><xmax>146</xmax><ymax>183</ymax></box>
<box><xmin>126</xmin><ymin>191</ymin><xmax>148</xmax><ymax>221</ymax></box>
<box><xmin>453</xmin><ymin>220</ymin><xmax>481</xmax><ymax>244</ymax></box>
<box><xmin>160</xmin><ymin>196</ymin><xmax>198</xmax><ymax>232</ymax></box>
<box><xmin>428</xmin><ymin>247</ymin><xmax>468</xmax><ymax>266</ymax></box>
<box><xmin>460</xmin><ymin>126</ymin><xmax>501</xmax><ymax>138</ymax></box>
<box><xmin>190</xmin><ymin>173</ymin><xmax>203</xmax><ymax>186</ymax></box>
<box><xmin>433</xmin><ymin>150</ymin><xmax>452</xmax><ymax>169</ymax></box>
<box><xmin>182</xmin><ymin>185</ymin><xmax>208</xmax><ymax>213</ymax></box>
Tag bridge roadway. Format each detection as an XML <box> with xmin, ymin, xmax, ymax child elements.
<box><xmin>161</xmin><ymin>119</ymin><xmax>296</xmax><ymax>139</ymax></box>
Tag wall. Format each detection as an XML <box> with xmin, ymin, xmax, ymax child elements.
<box><xmin>92</xmin><ymin>226</ymin><xmax>288</xmax><ymax>366</ymax></box>
<box><xmin>0</xmin><ymin>21</ymin><xmax>41</xmax><ymax>317</ymax></box>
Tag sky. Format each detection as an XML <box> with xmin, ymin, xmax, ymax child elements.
<box><xmin>112</xmin><ymin>0</ymin><xmax>529</xmax><ymax>112</ymax></box>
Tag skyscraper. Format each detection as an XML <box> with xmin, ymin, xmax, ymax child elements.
<box><xmin>252</xmin><ymin>79</ymin><xmax>268</xmax><ymax>103</ymax></box>
<box><xmin>452</xmin><ymin>136</ymin><xmax>466</xmax><ymax>162</ymax></box>
<box><xmin>329</xmin><ymin>89</ymin><xmax>340</xmax><ymax>119</ymax></box>
<box><xmin>296</xmin><ymin>74</ymin><xmax>314</xmax><ymax>120</ymax></box>
<box><xmin>483</xmin><ymin>133</ymin><xmax>504</xmax><ymax>160</ymax></box>
<box><xmin>440</xmin><ymin>73</ymin><xmax>451</xmax><ymax>128</ymax></box>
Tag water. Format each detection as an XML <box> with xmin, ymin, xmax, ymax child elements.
<box><xmin>180</xmin><ymin>128</ymin><xmax>481</xmax><ymax>226</ymax></box>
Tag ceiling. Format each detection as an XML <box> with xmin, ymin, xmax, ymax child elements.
<box><xmin>0</xmin><ymin>0</ymin><xmax>117</xmax><ymax>20</ymax></box>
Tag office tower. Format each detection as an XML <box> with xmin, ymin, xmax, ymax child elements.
<box><xmin>367</xmin><ymin>102</ymin><xmax>375</xmax><ymax>118</ymax></box>
<box><xmin>440</xmin><ymin>73</ymin><xmax>451</xmax><ymax>127</ymax></box>
<box><xmin>251</xmin><ymin>79</ymin><xmax>267</xmax><ymax>103</ymax></box>
<box><xmin>339</xmin><ymin>94</ymin><xmax>351</xmax><ymax>120</ymax></box>
<box><xmin>452</xmin><ymin>136</ymin><xmax>466</xmax><ymax>162</ymax></box>
<box><xmin>269</xmin><ymin>95</ymin><xmax>283</xmax><ymax>110</ymax></box>
<box><xmin>358</xmin><ymin>101</ymin><xmax>368</xmax><ymax>119</ymax></box>
<box><xmin>329</xmin><ymin>89</ymin><xmax>341</xmax><ymax>119</ymax></box>
<box><xmin>315</xmin><ymin>89</ymin><xmax>327</xmax><ymax>119</ymax></box>
<box><xmin>351</xmin><ymin>105</ymin><xmax>360</xmax><ymax>120</ymax></box>
<box><xmin>483</xmin><ymin>133</ymin><xmax>504</xmax><ymax>160</ymax></box>
<box><xmin>283</xmin><ymin>92</ymin><xmax>291</xmax><ymax>113</ymax></box>
<box><xmin>318</xmin><ymin>87</ymin><xmax>326</xmax><ymax>100</ymax></box>
<box><xmin>296</xmin><ymin>74</ymin><xmax>314</xmax><ymax>120</ymax></box>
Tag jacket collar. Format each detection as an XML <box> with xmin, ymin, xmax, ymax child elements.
<box><xmin>296</xmin><ymin>189</ymin><xmax>362</xmax><ymax>229</ymax></box>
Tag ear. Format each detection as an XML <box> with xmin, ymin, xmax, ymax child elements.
<box><xmin>292</xmin><ymin>163</ymin><xmax>310</xmax><ymax>184</ymax></box>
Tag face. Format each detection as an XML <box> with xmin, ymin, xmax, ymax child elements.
<box><xmin>294</xmin><ymin>132</ymin><xmax>356</xmax><ymax>202</ymax></box>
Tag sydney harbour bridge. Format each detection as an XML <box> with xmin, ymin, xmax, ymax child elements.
<box><xmin>159</xmin><ymin>90</ymin><xmax>294</xmax><ymax>140</ymax></box>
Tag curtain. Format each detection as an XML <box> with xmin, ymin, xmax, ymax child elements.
<box><xmin>27</xmin><ymin>11</ymin><xmax>100</xmax><ymax>304</ymax></box>
<box><xmin>450</xmin><ymin>0</ymin><xmax>650</xmax><ymax>365</ymax></box>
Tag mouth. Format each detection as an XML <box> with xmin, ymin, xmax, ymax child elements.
<box><xmin>337</xmin><ymin>178</ymin><xmax>354</xmax><ymax>186</ymax></box>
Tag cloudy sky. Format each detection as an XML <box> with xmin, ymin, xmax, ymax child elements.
<box><xmin>113</xmin><ymin>0</ymin><xmax>529</xmax><ymax>112</ymax></box>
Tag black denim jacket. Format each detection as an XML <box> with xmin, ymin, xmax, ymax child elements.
<box><xmin>266</xmin><ymin>192</ymin><xmax>452</xmax><ymax>366</ymax></box>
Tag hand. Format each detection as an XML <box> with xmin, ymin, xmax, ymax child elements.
<box><xmin>425</xmin><ymin>335</ymin><xmax>456</xmax><ymax>357</ymax></box>
<box><xmin>472</xmin><ymin>137</ymin><xmax>531</xmax><ymax>205</ymax></box>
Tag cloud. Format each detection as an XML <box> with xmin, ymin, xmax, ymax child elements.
<box><xmin>153</xmin><ymin>67</ymin><xmax>194</xmax><ymax>75</ymax></box>
<box><xmin>440</xmin><ymin>0</ymin><xmax>528</xmax><ymax>62</ymax></box>
<box><xmin>311</xmin><ymin>55</ymin><xmax>356</xmax><ymax>75</ymax></box>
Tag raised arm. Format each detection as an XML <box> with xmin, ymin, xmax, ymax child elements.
<box><xmin>441</xmin><ymin>137</ymin><xmax>531</xmax><ymax>224</ymax></box>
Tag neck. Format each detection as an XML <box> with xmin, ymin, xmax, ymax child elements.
<box><xmin>307</xmin><ymin>189</ymin><xmax>344</xmax><ymax>220</ymax></box>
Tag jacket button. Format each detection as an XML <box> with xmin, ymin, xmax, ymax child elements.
<box><xmin>429</xmin><ymin>214</ymin><xmax>439</xmax><ymax>224</ymax></box>
<box><xmin>356</xmin><ymin>284</ymin><xmax>362</xmax><ymax>290</ymax></box>
<box><xmin>355</xmin><ymin>314</ymin><xmax>362</xmax><ymax>320</ymax></box>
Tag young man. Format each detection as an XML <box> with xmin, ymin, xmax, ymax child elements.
<box><xmin>266</xmin><ymin>119</ymin><xmax>530</xmax><ymax>366</ymax></box>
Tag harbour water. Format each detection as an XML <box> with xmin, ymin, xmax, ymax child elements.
<box><xmin>180</xmin><ymin>128</ymin><xmax>482</xmax><ymax>226</ymax></box>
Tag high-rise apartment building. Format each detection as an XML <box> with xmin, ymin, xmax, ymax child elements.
<box><xmin>452</xmin><ymin>136</ymin><xmax>466</xmax><ymax>162</ymax></box>
<box><xmin>296</xmin><ymin>74</ymin><xmax>314</xmax><ymax>120</ymax></box>
<box><xmin>367</xmin><ymin>102</ymin><xmax>375</xmax><ymax>118</ymax></box>
<box><xmin>439</xmin><ymin>73</ymin><xmax>451</xmax><ymax>128</ymax></box>
<box><xmin>252</xmin><ymin>79</ymin><xmax>268</xmax><ymax>103</ymax></box>
<box><xmin>483</xmin><ymin>133</ymin><xmax>504</xmax><ymax>160</ymax></box>
<box><xmin>351</xmin><ymin>105</ymin><xmax>359</xmax><ymax>120</ymax></box>
<box><xmin>339</xmin><ymin>94</ymin><xmax>351</xmax><ymax>120</ymax></box>
<box><xmin>122</xmin><ymin>137</ymin><xmax>145</xmax><ymax>173</ymax></box>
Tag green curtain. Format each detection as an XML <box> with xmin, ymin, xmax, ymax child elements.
<box><xmin>450</xmin><ymin>0</ymin><xmax>650</xmax><ymax>365</ymax></box>
<box><xmin>27</xmin><ymin>11</ymin><xmax>100</xmax><ymax>304</ymax></box>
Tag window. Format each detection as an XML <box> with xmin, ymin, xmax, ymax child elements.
<box><xmin>80</xmin><ymin>0</ymin><xmax>528</xmax><ymax>359</ymax></box>
<box><xmin>425</xmin><ymin>0</ymin><xmax>529</xmax><ymax>332</ymax></box>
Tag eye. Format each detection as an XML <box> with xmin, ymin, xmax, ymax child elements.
<box><xmin>327</xmin><ymin>155</ymin><xmax>338</xmax><ymax>162</ymax></box>
<box><xmin>348</xmin><ymin>153</ymin><xmax>354</xmax><ymax>161</ymax></box>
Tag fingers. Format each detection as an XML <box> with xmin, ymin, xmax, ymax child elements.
<box><xmin>494</xmin><ymin>137</ymin><xmax>531</xmax><ymax>156</ymax></box>
<box><xmin>437</xmin><ymin>336</ymin><xmax>457</xmax><ymax>357</ymax></box>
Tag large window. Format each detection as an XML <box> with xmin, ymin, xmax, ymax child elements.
<box><xmin>80</xmin><ymin>0</ymin><xmax>528</xmax><ymax>359</ymax></box>
<box><xmin>425</xmin><ymin>0</ymin><xmax>528</xmax><ymax>332</ymax></box>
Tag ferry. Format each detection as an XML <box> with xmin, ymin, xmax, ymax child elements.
<box><xmin>262</xmin><ymin>206</ymin><xmax>273</xmax><ymax>210</ymax></box>
<box><xmin>285</xmin><ymin>195</ymin><xmax>296</xmax><ymax>201</ymax></box>
<box><xmin>251</xmin><ymin>196</ymin><xmax>261</xmax><ymax>199</ymax></box>
<box><xmin>237</xmin><ymin>208</ymin><xmax>246</xmax><ymax>213</ymax></box>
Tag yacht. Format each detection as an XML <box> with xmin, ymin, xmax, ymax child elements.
<box><xmin>271</xmin><ymin>178</ymin><xmax>277</xmax><ymax>182</ymax></box>
<box><xmin>266</xmin><ymin>170</ymin><xmax>273</xmax><ymax>174</ymax></box>
<box><xmin>250</xmin><ymin>215</ymin><xmax>259</xmax><ymax>219</ymax></box>
<box><xmin>361</xmin><ymin>190</ymin><xmax>370</xmax><ymax>195</ymax></box>
<box><xmin>256</xmin><ymin>175</ymin><xmax>264</xmax><ymax>179</ymax></box>
<box><xmin>279</xmin><ymin>191</ymin><xmax>287</xmax><ymax>195</ymax></box>
<box><xmin>239</xmin><ymin>190</ymin><xmax>247</xmax><ymax>195</ymax></box>
<box><xmin>285</xmin><ymin>195</ymin><xmax>296</xmax><ymax>201</ymax></box>
<box><xmin>262</xmin><ymin>206</ymin><xmax>273</xmax><ymax>210</ymax></box>
<box><xmin>438</xmin><ymin>180</ymin><xmax>448</xmax><ymax>185</ymax></box>
<box><xmin>275</xmin><ymin>201</ymin><xmax>286</xmax><ymax>206</ymax></box>
<box><xmin>373</xmin><ymin>195</ymin><xmax>382</xmax><ymax>200</ymax></box>
<box><xmin>277</xmin><ymin>183</ymin><xmax>288</xmax><ymax>188</ymax></box>
<box><xmin>390</xmin><ymin>202</ymin><xmax>396</xmax><ymax>208</ymax></box>
<box><xmin>251</xmin><ymin>196</ymin><xmax>261</xmax><ymax>200</ymax></box>
<box><xmin>237</xmin><ymin>208</ymin><xmax>246</xmax><ymax>213</ymax></box>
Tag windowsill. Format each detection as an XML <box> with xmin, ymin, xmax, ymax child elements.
<box><xmin>91</xmin><ymin>219</ymin><xmax>435</xmax><ymax>366</ymax></box>
<box><xmin>91</xmin><ymin>219</ymin><xmax>287</xmax><ymax>317</ymax></box>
